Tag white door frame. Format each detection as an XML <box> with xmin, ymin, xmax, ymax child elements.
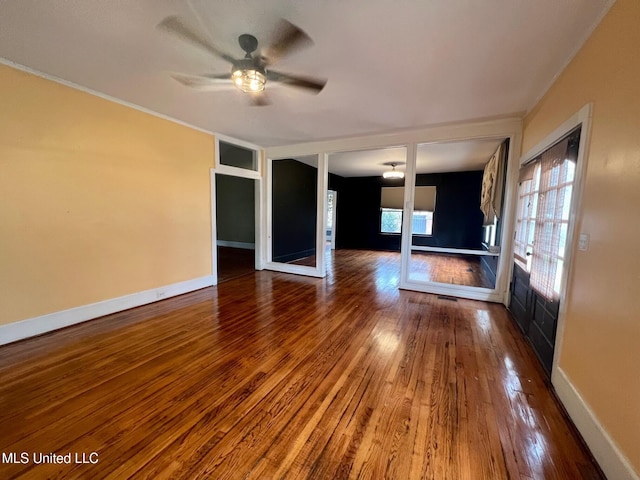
<box><xmin>211</xmin><ymin>133</ymin><xmax>264</xmax><ymax>285</ymax></box>
<box><xmin>327</xmin><ymin>190</ymin><xmax>337</xmax><ymax>250</ymax></box>
<box><xmin>399</xmin><ymin>132</ymin><xmax>521</xmax><ymax>303</ymax></box>
<box><xmin>512</xmin><ymin>104</ymin><xmax>592</xmax><ymax>378</ymax></box>
<box><xmin>266</xmin><ymin>117</ymin><xmax>522</xmax><ymax>301</ymax></box>
<box><xmin>263</xmin><ymin>153</ymin><xmax>328</xmax><ymax>278</ymax></box>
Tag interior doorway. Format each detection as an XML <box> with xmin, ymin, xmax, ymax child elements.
<box><xmin>215</xmin><ymin>174</ymin><xmax>258</xmax><ymax>283</ymax></box>
<box><xmin>211</xmin><ymin>133</ymin><xmax>263</xmax><ymax>285</ymax></box>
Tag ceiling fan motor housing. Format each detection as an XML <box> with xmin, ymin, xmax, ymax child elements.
<box><xmin>238</xmin><ymin>33</ymin><xmax>259</xmax><ymax>55</ymax></box>
<box><xmin>158</xmin><ymin>15</ymin><xmax>326</xmax><ymax>99</ymax></box>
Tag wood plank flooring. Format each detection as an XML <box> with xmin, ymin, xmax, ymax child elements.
<box><xmin>216</xmin><ymin>246</ymin><xmax>255</xmax><ymax>283</ymax></box>
<box><xmin>409</xmin><ymin>252</ymin><xmax>495</xmax><ymax>289</ymax></box>
<box><xmin>0</xmin><ymin>250</ymin><xmax>602</xmax><ymax>479</ymax></box>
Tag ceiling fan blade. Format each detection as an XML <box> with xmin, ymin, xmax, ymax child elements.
<box><xmin>267</xmin><ymin>70</ymin><xmax>327</xmax><ymax>93</ymax></box>
<box><xmin>170</xmin><ymin>73</ymin><xmax>234</xmax><ymax>90</ymax></box>
<box><xmin>261</xmin><ymin>19</ymin><xmax>313</xmax><ymax>65</ymax></box>
<box><xmin>158</xmin><ymin>16</ymin><xmax>236</xmax><ymax>64</ymax></box>
<box><xmin>248</xmin><ymin>93</ymin><xmax>271</xmax><ymax>106</ymax></box>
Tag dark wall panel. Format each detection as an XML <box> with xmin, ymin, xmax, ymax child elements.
<box><xmin>481</xmin><ymin>255</ymin><xmax>499</xmax><ymax>286</ymax></box>
<box><xmin>272</xmin><ymin>159</ymin><xmax>317</xmax><ymax>263</ymax></box>
<box><xmin>334</xmin><ymin>171</ymin><xmax>484</xmax><ymax>251</ymax></box>
<box><xmin>413</xmin><ymin>170</ymin><xmax>484</xmax><ymax>249</ymax></box>
<box><xmin>215</xmin><ymin>174</ymin><xmax>255</xmax><ymax>244</ymax></box>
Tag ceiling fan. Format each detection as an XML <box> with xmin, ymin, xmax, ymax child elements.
<box><xmin>157</xmin><ymin>15</ymin><xmax>327</xmax><ymax>105</ymax></box>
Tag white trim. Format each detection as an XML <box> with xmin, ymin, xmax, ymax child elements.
<box><xmin>254</xmin><ymin>163</ymin><xmax>265</xmax><ymax>271</ymax></box>
<box><xmin>0</xmin><ymin>275</ymin><xmax>215</xmax><ymax>346</ymax></box>
<box><xmin>265</xmin><ymin>118</ymin><xmax>522</xmax><ymax>158</ymax></box>
<box><xmin>216</xmin><ymin>240</ymin><xmax>255</xmax><ymax>250</ymax></box>
<box><xmin>553</xmin><ymin>368</ymin><xmax>640</xmax><ymax>480</ymax></box>
<box><xmin>411</xmin><ymin>246</ymin><xmax>499</xmax><ymax>256</ymax></box>
<box><xmin>215</xmin><ymin>132</ymin><xmax>263</xmax><ymax>154</ymax></box>
<box><xmin>211</xmin><ymin>168</ymin><xmax>264</xmax><ymax>277</ymax></box>
<box><xmin>497</xmin><ymin>132</ymin><xmax>522</xmax><ymax>305</ymax></box>
<box><xmin>327</xmin><ymin>190</ymin><xmax>338</xmax><ymax>250</ymax></box>
<box><xmin>553</xmin><ymin>107</ymin><xmax>592</xmax><ymax>372</ymax></box>
<box><xmin>508</xmin><ymin>106</ymin><xmax>613</xmax><ymax>474</ymax></box>
<box><xmin>525</xmin><ymin>1</ymin><xmax>616</xmax><ymax>115</ymax></box>
<box><xmin>265</xmin><ymin>154</ymin><xmax>326</xmax><ymax>278</ymax></box>
<box><xmin>317</xmin><ymin>153</ymin><xmax>329</xmax><ymax>277</ymax></box>
<box><xmin>521</xmin><ymin>104</ymin><xmax>591</xmax><ymax>166</ymax></box>
<box><xmin>399</xmin><ymin>139</ymin><xmax>505</xmax><ymax>301</ymax></box>
<box><xmin>214</xmin><ymin>132</ymin><xmax>262</xmax><ymax>179</ymax></box>
<box><xmin>263</xmin><ymin>117</ymin><xmax>522</xmax><ymax>292</ymax></box>
<box><xmin>0</xmin><ymin>57</ymin><xmax>213</xmax><ymax>135</ymax></box>
<box><xmin>517</xmin><ymin>104</ymin><xmax>592</xmax><ymax>376</ymax></box>
<box><xmin>399</xmin><ymin>280</ymin><xmax>502</xmax><ymax>303</ymax></box>
<box><xmin>210</xmin><ymin>169</ymin><xmax>219</xmax><ymax>286</ymax></box>
<box><xmin>266</xmin><ymin>155</ymin><xmax>274</xmax><ymax>264</ymax></box>
<box><xmin>213</xmin><ymin>164</ymin><xmax>262</xmax><ymax>180</ymax></box>
<box><xmin>400</xmin><ymin>143</ymin><xmax>415</xmax><ymax>286</ymax></box>
<box><xmin>262</xmin><ymin>262</ymin><xmax>324</xmax><ymax>278</ymax></box>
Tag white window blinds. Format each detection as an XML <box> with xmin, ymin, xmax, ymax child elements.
<box><xmin>523</xmin><ymin>137</ymin><xmax>576</xmax><ymax>300</ymax></box>
<box><xmin>381</xmin><ymin>186</ymin><xmax>436</xmax><ymax>211</ymax></box>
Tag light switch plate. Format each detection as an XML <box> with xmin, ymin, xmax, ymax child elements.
<box><xmin>578</xmin><ymin>233</ymin><xmax>590</xmax><ymax>251</ymax></box>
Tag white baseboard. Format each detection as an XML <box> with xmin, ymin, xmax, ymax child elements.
<box><xmin>553</xmin><ymin>367</ymin><xmax>639</xmax><ymax>480</ymax></box>
<box><xmin>0</xmin><ymin>275</ymin><xmax>215</xmax><ymax>346</ymax></box>
<box><xmin>216</xmin><ymin>240</ymin><xmax>255</xmax><ymax>250</ymax></box>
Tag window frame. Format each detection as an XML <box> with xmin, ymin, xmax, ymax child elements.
<box><xmin>380</xmin><ymin>208</ymin><xmax>434</xmax><ymax>236</ymax></box>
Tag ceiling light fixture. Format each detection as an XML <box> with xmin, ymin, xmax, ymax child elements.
<box><xmin>232</xmin><ymin>59</ymin><xmax>267</xmax><ymax>93</ymax></box>
<box><xmin>383</xmin><ymin>163</ymin><xmax>404</xmax><ymax>179</ymax></box>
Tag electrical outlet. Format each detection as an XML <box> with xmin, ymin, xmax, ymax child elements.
<box><xmin>578</xmin><ymin>233</ymin><xmax>590</xmax><ymax>251</ymax></box>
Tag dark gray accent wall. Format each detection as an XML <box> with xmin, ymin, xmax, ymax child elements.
<box><xmin>215</xmin><ymin>174</ymin><xmax>255</xmax><ymax>244</ymax></box>
<box><xmin>334</xmin><ymin>170</ymin><xmax>484</xmax><ymax>251</ymax></box>
<box><xmin>219</xmin><ymin>141</ymin><xmax>256</xmax><ymax>170</ymax></box>
<box><xmin>272</xmin><ymin>159</ymin><xmax>317</xmax><ymax>263</ymax></box>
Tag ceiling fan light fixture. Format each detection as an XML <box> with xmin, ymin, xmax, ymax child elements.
<box><xmin>383</xmin><ymin>164</ymin><xmax>404</xmax><ymax>179</ymax></box>
<box><xmin>232</xmin><ymin>60</ymin><xmax>266</xmax><ymax>93</ymax></box>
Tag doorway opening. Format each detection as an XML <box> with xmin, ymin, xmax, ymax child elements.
<box><xmin>215</xmin><ymin>174</ymin><xmax>258</xmax><ymax>283</ymax></box>
<box><xmin>212</xmin><ymin>133</ymin><xmax>263</xmax><ymax>284</ymax></box>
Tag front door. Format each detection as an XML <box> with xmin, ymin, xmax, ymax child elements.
<box><xmin>508</xmin><ymin>128</ymin><xmax>580</xmax><ymax>375</ymax></box>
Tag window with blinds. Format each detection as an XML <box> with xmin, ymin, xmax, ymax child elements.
<box><xmin>380</xmin><ymin>186</ymin><xmax>436</xmax><ymax>235</ymax></box>
<box><xmin>514</xmin><ymin>135</ymin><xmax>577</xmax><ymax>300</ymax></box>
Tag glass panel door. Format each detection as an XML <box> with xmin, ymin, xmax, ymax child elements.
<box><xmin>508</xmin><ymin>128</ymin><xmax>580</xmax><ymax>375</ymax></box>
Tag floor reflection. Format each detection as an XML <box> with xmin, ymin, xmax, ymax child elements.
<box><xmin>409</xmin><ymin>251</ymin><xmax>495</xmax><ymax>288</ymax></box>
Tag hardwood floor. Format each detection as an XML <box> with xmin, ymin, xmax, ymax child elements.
<box><xmin>409</xmin><ymin>251</ymin><xmax>495</xmax><ymax>289</ymax></box>
<box><xmin>0</xmin><ymin>250</ymin><xmax>602</xmax><ymax>479</ymax></box>
<box><xmin>216</xmin><ymin>246</ymin><xmax>255</xmax><ymax>283</ymax></box>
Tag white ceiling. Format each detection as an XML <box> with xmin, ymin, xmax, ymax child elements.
<box><xmin>0</xmin><ymin>0</ymin><xmax>612</xmax><ymax>148</ymax></box>
<box><xmin>327</xmin><ymin>138</ymin><xmax>504</xmax><ymax>177</ymax></box>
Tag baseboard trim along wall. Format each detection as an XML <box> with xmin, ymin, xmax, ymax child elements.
<box><xmin>553</xmin><ymin>368</ymin><xmax>640</xmax><ymax>480</ymax></box>
<box><xmin>0</xmin><ymin>275</ymin><xmax>215</xmax><ymax>346</ymax></box>
<box><xmin>216</xmin><ymin>240</ymin><xmax>255</xmax><ymax>250</ymax></box>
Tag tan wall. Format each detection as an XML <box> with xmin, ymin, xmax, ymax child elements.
<box><xmin>523</xmin><ymin>0</ymin><xmax>640</xmax><ymax>472</ymax></box>
<box><xmin>0</xmin><ymin>65</ymin><xmax>214</xmax><ymax>325</ymax></box>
